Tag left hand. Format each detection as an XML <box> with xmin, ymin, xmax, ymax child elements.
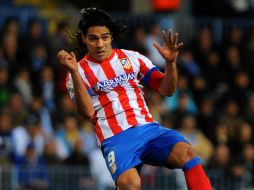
<box><xmin>153</xmin><ymin>29</ymin><xmax>183</xmax><ymax>63</ymax></box>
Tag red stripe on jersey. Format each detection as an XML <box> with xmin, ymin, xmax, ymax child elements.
<box><xmin>130</xmin><ymin>81</ymin><xmax>154</xmax><ymax>122</ymax></box>
<box><xmin>117</xmin><ymin>50</ymin><xmax>153</xmax><ymax>123</ymax></box>
<box><xmin>138</xmin><ymin>58</ymin><xmax>150</xmax><ymax>76</ymax></box>
<box><xmin>100</xmin><ymin>58</ymin><xmax>117</xmax><ymax>79</ymax></box>
<box><xmin>100</xmin><ymin>51</ymin><xmax>138</xmax><ymax>126</ymax></box>
<box><xmin>114</xmin><ymin>87</ymin><xmax>138</xmax><ymax>125</ymax></box>
<box><xmin>99</xmin><ymin>57</ymin><xmax>123</xmax><ymax>134</ymax></box>
<box><xmin>98</xmin><ymin>93</ymin><xmax>122</xmax><ymax>134</ymax></box>
<box><xmin>79</xmin><ymin>58</ymin><xmax>98</xmax><ymax>88</ymax></box>
<box><xmin>115</xmin><ymin>50</ymin><xmax>139</xmax><ymax>125</ymax></box>
<box><xmin>79</xmin><ymin>58</ymin><xmax>109</xmax><ymax>140</ymax></box>
<box><xmin>148</xmin><ymin>70</ymin><xmax>164</xmax><ymax>91</ymax></box>
<box><xmin>95</xmin><ymin>120</ymin><xmax>104</xmax><ymax>142</ymax></box>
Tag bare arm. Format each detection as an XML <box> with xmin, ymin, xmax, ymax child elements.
<box><xmin>153</xmin><ymin>29</ymin><xmax>183</xmax><ymax>96</ymax></box>
<box><xmin>57</xmin><ymin>51</ymin><xmax>95</xmax><ymax>118</ymax></box>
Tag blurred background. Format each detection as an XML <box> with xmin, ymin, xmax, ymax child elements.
<box><xmin>0</xmin><ymin>0</ymin><xmax>254</xmax><ymax>190</ymax></box>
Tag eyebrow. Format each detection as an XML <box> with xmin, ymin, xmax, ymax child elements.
<box><xmin>87</xmin><ymin>32</ymin><xmax>111</xmax><ymax>37</ymax></box>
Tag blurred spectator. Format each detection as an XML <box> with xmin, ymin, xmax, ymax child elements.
<box><xmin>43</xmin><ymin>140</ymin><xmax>61</xmax><ymax>165</ymax></box>
<box><xmin>0</xmin><ymin>111</ymin><xmax>13</xmax><ymax>164</ymax></box>
<box><xmin>0</xmin><ymin>46</ymin><xmax>8</xmax><ymax>68</ymax></box>
<box><xmin>24</xmin><ymin>18</ymin><xmax>53</xmax><ymax>92</ymax></box>
<box><xmin>201</xmin><ymin>50</ymin><xmax>227</xmax><ymax>97</ymax></box>
<box><xmin>144</xmin><ymin>22</ymin><xmax>165</xmax><ymax>70</ymax></box>
<box><xmin>30</xmin><ymin>44</ymin><xmax>50</xmax><ymax>97</ymax></box>
<box><xmin>0</xmin><ymin>66</ymin><xmax>12</xmax><ymax>107</ymax></box>
<box><xmin>228</xmin><ymin>143</ymin><xmax>254</xmax><ymax>189</ymax></box>
<box><xmin>79</xmin><ymin>119</ymin><xmax>97</xmax><ymax>154</ymax></box>
<box><xmin>224</xmin><ymin>27</ymin><xmax>244</xmax><ymax>50</ymax></box>
<box><xmin>164</xmin><ymin>75</ymin><xmax>198</xmax><ymax>126</ymax></box>
<box><xmin>55</xmin><ymin>113</ymin><xmax>81</xmax><ymax>160</ymax></box>
<box><xmin>191</xmin><ymin>75</ymin><xmax>209</xmax><ymax>108</ymax></box>
<box><xmin>212</xmin><ymin>121</ymin><xmax>231</xmax><ymax>146</ymax></box>
<box><xmin>40</xmin><ymin>65</ymin><xmax>56</xmax><ymax>112</ymax></box>
<box><xmin>121</xmin><ymin>26</ymin><xmax>148</xmax><ymax>56</ymax></box>
<box><xmin>131</xmin><ymin>26</ymin><xmax>148</xmax><ymax>55</ymax></box>
<box><xmin>229</xmin><ymin>122</ymin><xmax>254</xmax><ymax>157</ymax></box>
<box><xmin>218</xmin><ymin>99</ymin><xmax>244</xmax><ymax>140</ymax></box>
<box><xmin>53</xmin><ymin>93</ymin><xmax>76</xmax><ymax>126</ymax></box>
<box><xmin>0</xmin><ymin>16</ymin><xmax>26</xmax><ymax>75</ymax></box>
<box><xmin>14</xmin><ymin>142</ymin><xmax>49</xmax><ymax>190</ymax></box>
<box><xmin>179</xmin><ymin>114</ymin><xmax>214</xmax><ymax>164</ymax></box>
<box><xmin>52</xmin><ymin>21</ymin><xmax>73</xmax><ymax>97</ymax></box>
<box><xmin>196</xmin><ymin>96</ymin><xmax>218</xmax><ymax>141</ymax></box>
<box><xmin>146</xmin><ymin>90</ymin><xmax>167</xmax><ymax>123</ymax></box>
<box><xmin>25</xmin><ymin>17</ymin><xmax>52</xmax><ymax>63</ymax></box>
<box><xmin>29</xmin><ymin>97</ymin><xmax>54</xmax><ymax>139</ymax></box>
<box><xmin>244</xmin><ymin>93</ymin><xmax>254</xmax><ymax>127</ymax></box>
<box><xmin>243</xmin><ymin>28</ymin><xmax>254</xmax><ymax>74</ymax></box>
<box><xmin>207</xmin><ymin>144</ymin><xmax>231</xmax><ymax>189</ymax></box>
<box><xmin>63</xmin><ymin>139</ymin><xmax>90</xmax><ymax>166</ymax></box>
<box><xmin>222</xmin><ymin>46</ymin><xmax>242</xmax><ymax>86</ymax></box>
<box><xmin>178</xmin><ymin>49</ymin><xmax>201</xmax><ymax>78</ymax></box>
<box><xmin>241</xmin><ymin>144</ymin><xmax>254</xmax><ymax>187</ymax></box>
<box><xmin>52</xmin><ymin>20</ymin><xmax>72</xmax><ymax>55</ymax></box>
<box><xmin>225</xmin><ymin>71</ymin><xmax>252</xmax><ymax>113</ymax></box>
<box><xmin>12</xmin><ymin>113</ymin><xmax>46</xmax><ymax>157</ymax></box>
<box><xmin>192</xmin><ymin>28</ymin><xmax>214</xmax><ymax>68</ymax></box>
<box><xmin>207</xmin><ymin>144</ymin><xmax>231</xmax><ymax>171</ymax></box>
<box><xmin>4</xmin><ymin>92</ymin><xmax>28</xmax><ymax>127</ymax></box>
<box><xmin>13</xmin><ymin>67</ymin><xmax>33</xmax><ymax>105</ymax></box>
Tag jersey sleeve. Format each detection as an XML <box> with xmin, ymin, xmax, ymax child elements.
<box><xmin>136</xmin><ymin>52</ymin><xmax>164</xmax><ymax>91</ymax></box>
<box><xmin>66</xmin><ymin>72</ymin><xmax>76</xmax><ymax>101</ymax></box>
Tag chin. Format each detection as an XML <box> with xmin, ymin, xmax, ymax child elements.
<box><xmin>96</xmin><ymin>57</ymin><xmax>104</xmax><ymax>62</ymax></box>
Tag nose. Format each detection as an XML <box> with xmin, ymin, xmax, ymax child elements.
<box><xmin>96</xmin><ymin>38</ymin><xmax>104</xmax><ymax>48</ymax></box>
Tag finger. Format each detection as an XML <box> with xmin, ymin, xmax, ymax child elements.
<box><xmin>70</xmin><ymin>52</ymin><xmax>77</xmax><ymax>61</ymax></box>
<box><xmin>57</xmin><ymin>50</ymin><xmax>69</xmax><ymax>61</ymax></box>
<box><xmin>168</xmin><ymin>29</ymin><xmax>173</xmax><ymax>43</ymax></box>
<box><xmin>153</xmin><ymin>42</ymin><xmax>162</xmax><ymax>52</ymax></box>
<box><xmin>57</xmin><ymin>53</ymin><xmax>65</xmax><ymax>62</ymax></box>
<box><xmin>174</xmin><ymin>32</ymin><xmax>179</xmax><ymax>45</ymax></box>
<box><xmin>177</xmin><ymin>42</ymin><xmax>184</xmax><ymax>49</ymax></box>
<box><xmin>161</xmin><ymin>31</ymin><xmax>167</xmax><ymax>43</ymax></box>
<box><xmin>57</xmin><ymin>50</ymin><xmax>66</xmax><ymax>57</ymax></box>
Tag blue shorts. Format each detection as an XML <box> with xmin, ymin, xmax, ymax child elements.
<box><xmin>101</xmin><ymin>122</ymin><xmax>188</xmax><ymax>181</ymax></box>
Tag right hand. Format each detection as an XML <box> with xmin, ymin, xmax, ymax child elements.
<box><xmin>57</xmin><ymin>50</ymin><xmax>78</xmax><ymax>73</ymax></box>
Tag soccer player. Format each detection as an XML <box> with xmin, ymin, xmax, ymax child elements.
<box><xmin>57</xmin><ymin>7</ymin><xmax>212</xmax><ymax>190</ymax></box>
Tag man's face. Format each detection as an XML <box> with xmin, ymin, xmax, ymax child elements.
<box><xmin>82</xmin><ymin>26</ymin><xmax>113</xmax><ymax>62</ymax></box>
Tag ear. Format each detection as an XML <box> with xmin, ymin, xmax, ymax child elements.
<box><xmin>81</xmin><ymin>35</ymin><xmax>86</xmax><ymax>44</ymax></box>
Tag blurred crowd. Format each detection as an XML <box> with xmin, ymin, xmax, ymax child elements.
<box><xmin>0</xmin><ymin>4</ymin><xmax>254</xmax><ymax>190</ymax></box>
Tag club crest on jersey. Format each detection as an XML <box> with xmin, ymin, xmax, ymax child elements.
<box><xmin>120</xmin><ymin>58</ymin><xmax>132</xmax><ymax>69</ymax></box>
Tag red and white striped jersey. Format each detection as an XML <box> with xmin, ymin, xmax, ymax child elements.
<box><xmin>66</xmin><ymin>49</ymin><xmax>164</xmax><ymax>143</ymax></box>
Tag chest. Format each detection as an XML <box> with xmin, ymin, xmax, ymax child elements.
<box><xmin>82</xmin><ymin>57</ymin><xmax>139</xmax><ymax>94</ymax></box>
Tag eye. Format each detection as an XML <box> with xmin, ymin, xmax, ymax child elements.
<box><xmin>89</xmin><ymin>36</ymin><xmax>99</xmax><ymax>41</ymax></box>
<box><xmin>102</xmin><ymin>35</ymin><xmax>111</xmax><ymax>41</ymax></box>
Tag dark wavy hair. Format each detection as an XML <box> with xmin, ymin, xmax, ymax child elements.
<box><xmin>72</xmin><ymin>7</ymin><xmax>128</xmax><ymax>60</ymax></box>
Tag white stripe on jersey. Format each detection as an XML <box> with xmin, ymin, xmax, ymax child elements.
<box><xmin>107</xmin><ymin>90</ymin><xmax>130</xmax><ymax>131</ymax></box>
<box><xmin>96</xmin><ymin>108</ymin><xmax>114</xmax><ymax>138</ymax></box>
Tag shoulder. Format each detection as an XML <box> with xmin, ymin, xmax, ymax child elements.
<box><xmin>114</xmin><ymin>48</ymin><xmax>142</xmax><ymax>57</ymax></box>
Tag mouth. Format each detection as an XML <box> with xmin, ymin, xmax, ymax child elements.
<box><xmin>96</xmin><ymin>51</ymin><xmax>105</xmax><ymax>57</ymax></box>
